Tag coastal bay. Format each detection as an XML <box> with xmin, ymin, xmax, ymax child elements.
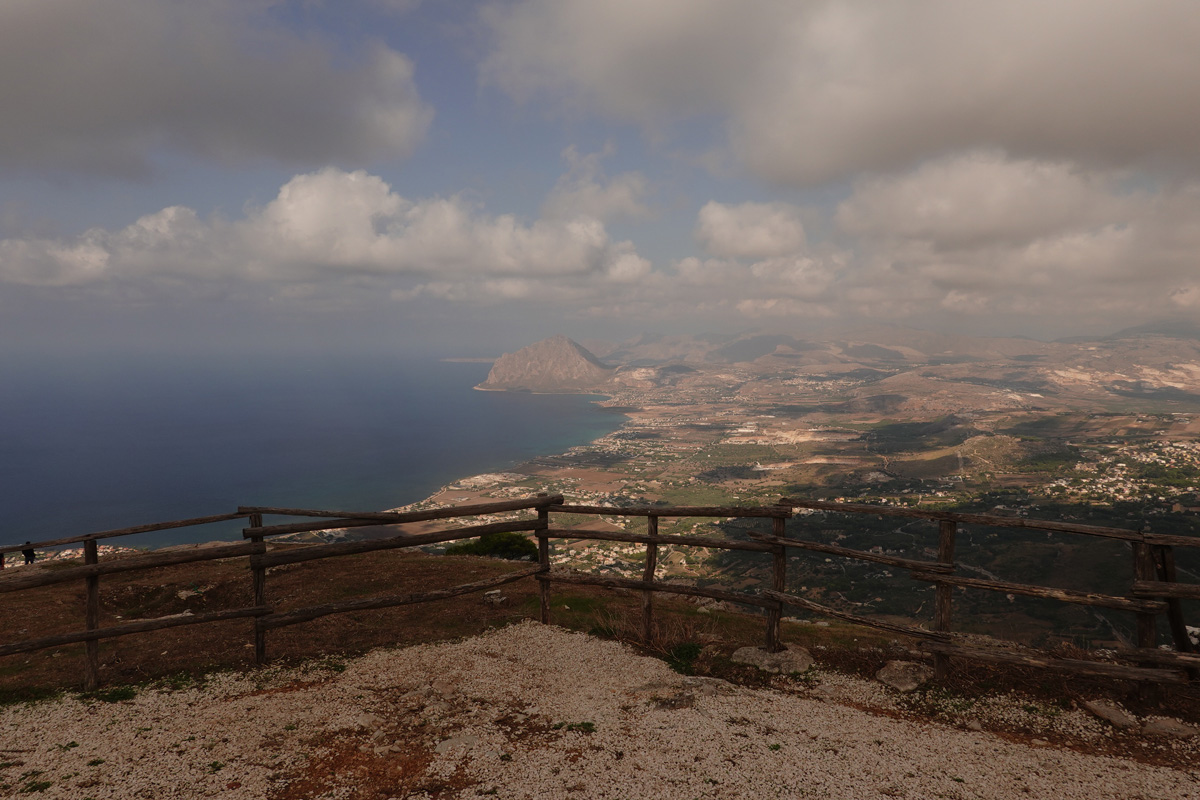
<box><xmin>0</xmin><ymin>354</ymin><xmax>624</xmax><ymax>549</ymax></box>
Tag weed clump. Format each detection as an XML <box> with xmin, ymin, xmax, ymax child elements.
<box><xmin>81</xmin><ymin>686</ymin><xmax>137</xmax><ymax>703</ymax></box>
<box><xmin>665</xmin><ymin>642</ymin><xmax>703</xmax><ymax>675</ymax></box>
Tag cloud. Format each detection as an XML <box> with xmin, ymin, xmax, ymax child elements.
<box><xmin>696</xmin><ymin>201</ymin><xmax>807</xmax><ymax>259</ymax></box>
<box><xmin>836</xmin><ymin>152</ymin><xmax>1138</xmax><ymax>249</ymax></box>
<box><xmin>668</xmin><ymin>196</ymin><xmax>842</xmax><ymax>318</ymax></box>
<box><xmin>0</xmin><ymin>168</ymin><xmax>651</xmax><ymax>300</ymax></box>
<box><xmin>0</xmin><ymin>0</ymin><xmax>432</xmax><ymax>175</ymax></box>
<box><xmin>5</xmin><ymin>158</ymin><xmax>1199</xmax><ymax>338</ymax></box>
<box><xmin>482</xmin><ymin>0</ymin><xmax>1200</xmax><ymax>185</ymax></box>
<box><xmin>541</xmin><ymin>146</ymin><xmax>653</xmax><ymax>222</ymax></box>
<box><xmin>481</xmin><ymin>0</ymin><xmax>780</xmax><ymax>121</ymax></box>
<box><xmin>829</xmin><ymin>153</ymin><xmax>1200</xmax><ymax>324</ymax></box>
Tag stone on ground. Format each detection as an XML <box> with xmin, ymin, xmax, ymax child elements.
<box><xmin>875</xmin><ymin>660</ymin><xmax>934</xmax><ymax>692</ymax></box>
<box><xmin>731</xmin><ymin>645</ymin><xmax>813</xmax><ymax>674</ymax></box>
<box><xmin>1081</xmin><ymin>700</ymin><xmax>1138</xmax><ymax>731</ymax></box>
<box><xmin>1142</xmin><ymin>718</ymin><xmax>1200</xmax><ymax>738</ymax></box>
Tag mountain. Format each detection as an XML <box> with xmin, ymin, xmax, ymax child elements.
<box><xmin>477</xmin><ymin>335</ymin><xmax>615</xmax><ymax>392</ymax></box>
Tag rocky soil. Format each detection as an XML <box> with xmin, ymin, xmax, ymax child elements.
<box><xmin>3</xmin><ymin>622</ymin><xmax>1198</xmax><ymax>799</ymax></box>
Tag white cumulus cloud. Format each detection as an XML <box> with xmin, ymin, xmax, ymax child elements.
<box><xmin>696</xmin><ymin>201</ymin><xmax>807</xmax><ymax>260</ymax></box>
<box><xmin>0</xmin><ymin>168</ymin><xmax>653</xmax><ymax>304</ymax></box>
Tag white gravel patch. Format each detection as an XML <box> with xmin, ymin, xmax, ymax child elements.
<box><xmin>2</xmin><ymin>622</ymin><xmax>1198</xmax><ymax>799</ymax></box>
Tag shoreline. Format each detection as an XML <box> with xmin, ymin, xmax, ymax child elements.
<box><xmin>383</xmin><ymin>392</ymin><xmax>637</xmax><ymax>515</ymax></box>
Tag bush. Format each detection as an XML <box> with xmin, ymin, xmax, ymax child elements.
<box><xmin>445</xmin><ymin>532</ymin><xmax>537</xmax><ymax>561</ymax></box>
<box><xmin>666</xmin><ymin>642</ymin><xmax>703</xmax><ymax>675</ymax></box>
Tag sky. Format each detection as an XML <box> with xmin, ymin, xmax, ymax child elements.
<box><xmin>3</xmin><ymin>0</ymin><xmax>1200</xmax><ymax>359</ymax></box>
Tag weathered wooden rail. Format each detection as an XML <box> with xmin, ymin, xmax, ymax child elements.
<box><xmin>1</xmin><ymin>494</ymin><xmax>1197</xmax><ymax>688</ymax></box>
<box><xmin>0</xmin><ymin>497</ymin><xmax>560</xmax><ymax>689</ymax></box>
<box><xmin>775</xmin><ymin>497</ymin><xmax>1198</xmax><ymax>682</ymax></box>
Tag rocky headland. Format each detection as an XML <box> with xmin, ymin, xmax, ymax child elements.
<box><xmin>476</xmin><ymin>334</ymin><xmax>614</xmax><ymax>392</ymax></box>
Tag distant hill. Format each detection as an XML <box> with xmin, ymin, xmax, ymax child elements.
<box><xmin>477</xmin><ymin>335</ymin><xmax>614</xmax><ymax>392</ymax></box>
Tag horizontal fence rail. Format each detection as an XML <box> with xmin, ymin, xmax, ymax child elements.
<box><xmin>775</xmin><ymin>496</ymin><xmax>1198</xmax><ymax>682</ymax></box>
<box><xmin>240</xmin><ymin>496</ymin><xmax>561</xmax><ymax>538</ymax></box>
<box><xmin>0</xmin><ymin>493</ymin><xmax>1196</xmax><ymax>689</ymax></box>
<box><xmin>0</xmin><ymin>512</ymin><xmax>252</xmax><ymax>562</ymax></box>
<box><xmin>0</xmin><ymin>541</ymin><xmax>265</xmax><ymax>593</ymax></box>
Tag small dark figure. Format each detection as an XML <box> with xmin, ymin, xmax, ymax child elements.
<box><xmin>22</xmin><ymin>542</ymin><xmax>35</xmax><ymax>565</ymax></box>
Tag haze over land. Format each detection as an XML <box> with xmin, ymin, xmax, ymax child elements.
<box><xmin>442</xmin><ymin>324</ymin><xmax>1200</xmax><ymax>651</ymax></box>
<box><xmin>4</xmin><ymin>2</ymin><xmax>1200</xmax><ymax>359</ymax></box>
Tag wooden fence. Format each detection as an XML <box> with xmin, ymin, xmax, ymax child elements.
<box><xmin>1</xmin><ymin>495</ymin><xmax>1197</xmax><ymax>689</ymax></box>
<box><xmin>536</xmin><ymin>498</ymin><xmax>1198</xmax><ymax>685</ymax></box>
<box><xmin>0</xmin><ymin>497</ymin><xmax>559</xmax><ymax>690</ymax></box>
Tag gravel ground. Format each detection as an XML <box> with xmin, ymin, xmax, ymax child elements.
<box><xmin>2</xmin><ymin>622</ymin><xmax>1198</xmax><ymax>799</ymax></box>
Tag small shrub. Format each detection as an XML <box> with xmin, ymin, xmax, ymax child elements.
<box><xmin>445</xmin><ymin>532</ymin><xmax>537</xmax><ymax>561</ymax></box>
<box><xmin>665</xmin><ymin>642</ymin><xmax>703</xmax><ymax>675</ymax></box>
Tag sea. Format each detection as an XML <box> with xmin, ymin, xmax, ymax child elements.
<box><xmin>0</xmin><ymin>354</ymin><xmax>625</xmax><ymax>550</ymax></box>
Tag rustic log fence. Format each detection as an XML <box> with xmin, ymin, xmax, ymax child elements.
<box><xmin>0</xmin><ymin>497</ymin><xmax>559</xmax><ymax>690</ymax></box>
<box><xmin>1</xmin><ymin>495</ymin><xmax>1197</xmax><ymax>689</ymax></box>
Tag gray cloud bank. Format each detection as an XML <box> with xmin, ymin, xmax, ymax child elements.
<box><xmin>482</xmin><ymin>0</ymin><xmax>1200</xmax><ymax>184</ymax></box>
<box><xmin>0</xmin><ymin>0</ymin><xmax>431</xmax><ymax>175</ymax></box>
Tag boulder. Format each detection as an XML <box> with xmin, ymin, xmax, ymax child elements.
<box><xmin>1142</xmin><ymin>718</ymin><xmax>1200</xmax><ymax>738</ymax></box>
<box><xmin>875</xmin><ymin>660</ymin><xmax>933</xmax><ymax>692</ymax></box>
<box><xmin>730</xmin><ymin>645</ymin><xmax>813</xmax><ymax>674</ymax></box>
<box><xmin>1081</xmin><ymin>700</ymin><xmax>1138</xmax><ymax>731</ymax></box>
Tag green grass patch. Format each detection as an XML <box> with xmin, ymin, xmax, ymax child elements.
<box><xmin>82</xmin><ymin>685</ymin><xmax>137</xmax><ymax>703</ymax></box>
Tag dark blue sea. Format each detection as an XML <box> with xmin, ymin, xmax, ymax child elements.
<box><xmin>0</xmin><ymin>354</ymin><xmax>624</xmax><ymax>549</ymax></box>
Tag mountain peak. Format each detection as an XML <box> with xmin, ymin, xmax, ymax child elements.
<box><xmin>478</xmin><ymin>336</ymin><xmax>614</xmax><ymax>392</ymax></box>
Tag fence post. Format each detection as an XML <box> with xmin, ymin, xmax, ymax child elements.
<box><xmin>249</xmin><ymin>514</ymin><xmax>266</xmax><ymax>665</ymax></box>
<box><xmin>642</xmin><ymin>515</ymin><xmax>659</xmax><ymax>645</ymax></box>
<box><xmin>1153</xmin><ymin>545</ymin><xmax>1195</xmax><ymax>654</ymax></box>
<box><xmin>1133</xmin><ymin>540</ymin><xmax>1159</xmax><ymax>651</ymax></box>
<box><xmin>933</xmin><ymin>520</ymin><xmax>957</xmax><ymax>680</ymax></box>
<box><xmin>537</xmin><ymin>506</ymin><xmax>551</xmax><ymax>625</ymax></box>
<box><xmin>83</xmin><ymin>539</ymin><xmax>100</xmax><ymax>691</ymax></box>
<box><xmin>1133</xmin><ymin>538</ymin><xmax>1163</xmax><ymax>700</ymax></box>
<box><xmin>765</xmin><ymin>514</ymin><xmax>787</xmax><ymax>652</ymax></box>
